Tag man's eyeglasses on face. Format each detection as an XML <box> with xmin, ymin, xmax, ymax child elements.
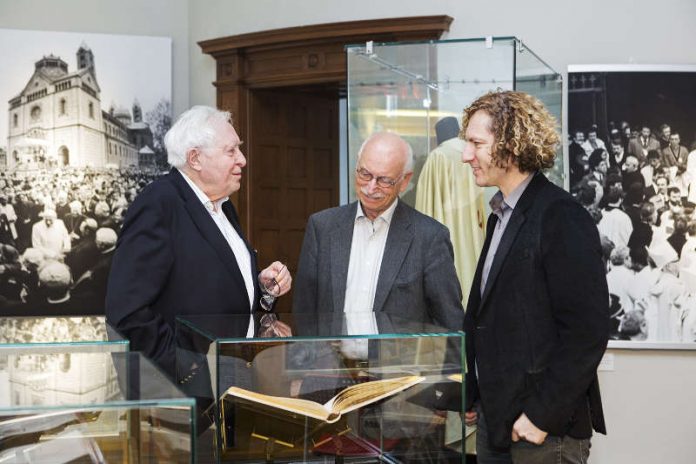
<box><xmin>356</xmin><ymin>167</ymin><xmax>403</xmax><ymax>188</ymax></box>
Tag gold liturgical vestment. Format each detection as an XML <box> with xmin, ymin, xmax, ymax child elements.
<box><xmin>415</xmin><ymin>137</ymin><xmax>486</xmax><ymax>305</ymax></box>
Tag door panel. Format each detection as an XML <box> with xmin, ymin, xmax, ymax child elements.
<box><xmin>249</xmin><ymin>89</ymin><xmax>339</xmax><ymax>312</ymax></box>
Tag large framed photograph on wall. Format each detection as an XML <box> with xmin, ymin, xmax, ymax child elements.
<box><xmin>0</xmin><ymin>28</ymin><xmax>172</xmax><ymax>317</ymax></box>
<box><xmin>567</xmin><ymin>64</ymin><xmax>696</xmax><ymax>348</ymax></box>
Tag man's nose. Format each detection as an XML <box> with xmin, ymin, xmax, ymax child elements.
<box><xmin>365</xmin><ymin>178</ymin><xmax>380</xmax><ymax>193</ymax></box>
<box><xmin>461</xmin><ymin>144</ymin><xmax>474</xmax><ymax>163</ymax></box>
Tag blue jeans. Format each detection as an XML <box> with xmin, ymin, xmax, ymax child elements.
<box><xmin>476</xmin><ymin>407</ymin><xmax>591</xmax><ymax>464</ymax></box>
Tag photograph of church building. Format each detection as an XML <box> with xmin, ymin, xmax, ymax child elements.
<box><xmin>0</xmin><ymin>28</ymin><xmax>171</xmax><ymax>316</ymax></box>
<box><xmin>7</xmin><ymin>44</ymin><xmax>156</xmax><ymax>171</ymax></box>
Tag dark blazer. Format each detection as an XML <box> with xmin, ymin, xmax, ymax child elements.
<box><xmin>465</xmin><ymin>172</ymin><xmax>608</xmax><ymax>449</ymax></box>
<box><xmin>292</xmin><ymin>200</ymin><xmax>464</xmax><ymax>331</ymax></box>
<box><xmin>105</xmin><ymin>169</ymin><xmax>260</xmax><ymax>377</ymax></box>
<box><xmin>627</xmin><ymin>136</ymin><xmax>660</xmax><ymax>164</ymax></box>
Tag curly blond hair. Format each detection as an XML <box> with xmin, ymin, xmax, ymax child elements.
<box><xmin>459</xmin><ymin>90</ymin><xmax>560</xmax><ymax>172</ymax></box>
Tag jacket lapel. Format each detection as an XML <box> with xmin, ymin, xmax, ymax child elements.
<box><xmin>478</xmin><ymin>173</ymin><xmax>545</xmax><ymax>313</ymax></box>
<box><xmin>478</xmin><ymin>209</ymin><xmax>526</xmax><ymax>311</ymax></box>
<box><xmin>170</xmin><ymin>169</ymin><xmax>250</xmax><ymax>308</ymax></box>
<box><xmin>467</xmin><ymin>213</ymin><xmax>496</xmax><ymax>314</ymax></box>
<box><xmin>330</xmin><ymin>202</ymin><xmax>357</xmax><ymax>313</ymax></box>
<box><xmin>373</xmin><ymin>201</ymin><xmax>413</xmax><ymax>313</ymax></box>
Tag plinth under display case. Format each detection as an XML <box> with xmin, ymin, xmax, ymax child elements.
<box><xmin>176</xmin><ymin>312</ymin><xmax>465</xmax><ymax>463</ymax></box>
<box><xmin>0</xmin><ymin>351</ymin><xmax>195</xmax><ymax>463</ymax></box>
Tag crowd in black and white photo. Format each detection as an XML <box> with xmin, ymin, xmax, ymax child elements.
<box><xmin>0</xmin><ymin>167</ymin><xmax>163</xmax><ymax>315</ymax></box>
<box><xmin>569</xmin><ymin>122</ymin><xmax>696</xmax><ymax>343</ymax></box>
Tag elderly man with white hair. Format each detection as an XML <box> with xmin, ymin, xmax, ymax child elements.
<box><xmin>38</xmin><ymin>261</ymin><xmax>73</xmax><ymax>303</ymax></box>
<box><xmin>31</xmin><ymin>208</ymin><xmax>71</xmax><ymax>259</ymax></box>
<box><xmin>106</xmin><ymin>106</ymin><xmax>292</xmax><ymax>378</ymax></box>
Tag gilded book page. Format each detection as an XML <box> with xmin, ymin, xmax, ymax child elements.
<box><xmin>223</xmin><ymin>375</ymin><xmax>425</xmax><ymax>424</ymax></box>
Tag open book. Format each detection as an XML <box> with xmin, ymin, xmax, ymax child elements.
<box><xmin>223</xmin><ymin>375</ymin><xmax>425</xmax><ymax>424</ymax></box>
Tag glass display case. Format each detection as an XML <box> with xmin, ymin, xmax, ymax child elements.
<box><xmin>176</xmin><ymin>312</ymin><xmax>465</xmax><ymax>463</ymax></box>
<box><xmin>0</xmin><ymin>316</ymin><xmax>128</xmax><ymax>354</ymax></box>
<box><xmin>0</xmin><ymin>351</ymin><xmax>195</xmax><ymax>463</ymax></box>
<box><xmin>346</xmin><ymin>37</ymin><xmax>564</xmax><ymax>201</ymax></box>
<box><xmin>346</xmin><ymin>37</ymin><xmax>561</xmax><ymax>308</ymax></box>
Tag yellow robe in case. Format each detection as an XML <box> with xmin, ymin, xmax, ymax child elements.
<box><xmin>415</xmin><ymin>138</ymin><xmax>486</xmax><ymax>305</ymax></box>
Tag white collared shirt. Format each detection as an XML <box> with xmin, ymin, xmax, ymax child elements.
<box><xmin>344</xmin><ymin>199</ymin><xmax>398</xmax><ymax>316</ymax></box>
<box><xmin>178</xmin><ymin>169</ymin><xmax>255</xmax><ymax>338</ymax></box>
<box><xmin>341</xmin><ymin>200</ymin><xmax>398</xmax><ymax>358</ymax></box>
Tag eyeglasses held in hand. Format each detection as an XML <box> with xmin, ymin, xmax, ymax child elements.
<box><xmin>259</xmin><ymin>265</ymin><xmax>284</xmax><ymax>312</ymax></box>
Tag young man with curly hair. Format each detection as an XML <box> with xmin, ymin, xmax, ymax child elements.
<box><xmin>460</xmin><ymin>90</ymin><xmax>609</xmax><ymax>464</ymax></box>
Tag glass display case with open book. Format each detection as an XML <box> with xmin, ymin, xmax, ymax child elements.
<box><xmin>346</xmin><ymin>36</ymin><xmax>564</xmax><ymax>202</ymax></box>
<box><xmin>0</xmin><ymin>350</ymin><xmax>195</xmax><ymax>463</ymax></box>
<box><xmin>0</xmin><ymin>316</ymin><xmax>129</xmax><ymax>355</ymax></box>
<box><xmin>176</xmin><ymin>312</ymin><xmax>465</xmax><ymax>463</ymax></box>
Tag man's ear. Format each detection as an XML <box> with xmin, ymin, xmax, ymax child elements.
<box><xmin>399</xmin><ymin>171</ymin><xmax>414</xmax><ymax>193</ymax></box>
<box><xmin>186</xmin><ymin>148</ymin><xmax>202</xmax><ymax>171</ymax></box>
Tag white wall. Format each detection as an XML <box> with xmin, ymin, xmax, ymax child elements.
<box><xmin>0</xmin><ymin>0</ymin><xmax>190</xmax><ymax>116</ymax></box>
<box><xmin>596</xmin><ymin>348</ymin><xmax>696</xmax><ymax>463</ymax></box>
<box><xmin>188</xmin><ymin>0</ymin><xmax>696</xmax><ymax>108</ymax></box>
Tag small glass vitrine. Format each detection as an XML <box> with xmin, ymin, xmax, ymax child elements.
<box><xmin>176</xmin><ymin>312</ymin><xmax>465</xmax><ymax>463</ymax></box>
<box><xmin>346</xmin><ymin>37</ymin><xmax>563</xmax><ymax>198</ymax></box>
<box><xmin>0</xmin><ymin>350</ymin><xmax>195</xmax><ymax>463</ymax></box>
<box><xmin>346</xmin><ymin>38</ymin><xmax>561</xmax><ymax>309</ymax></box>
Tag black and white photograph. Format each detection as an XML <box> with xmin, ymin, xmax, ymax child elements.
<box><xmin>568</xmin><ymin>64</ymin><xmax>696</xmax><ymax>346</ymax></box>
<box><xmin>0</xmin><ymin>28</ymin><xmax>172</xmax><ymax>316</ymax></box>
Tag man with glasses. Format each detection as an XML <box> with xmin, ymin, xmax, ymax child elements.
<box><xmin>293</xmin><ymin>131</ymin><xmax>464</xmax><ymax>331</ymax></box>
<box><xmin>106</xmin><ymin>106</ymin><xmax>291</xmax><ymax>379</ymax></box>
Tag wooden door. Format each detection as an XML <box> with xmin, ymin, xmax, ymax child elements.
<box><xmin>249</xmin><ymin>89</ymin><xmax>339</xmax><ymax>312</ymax></box>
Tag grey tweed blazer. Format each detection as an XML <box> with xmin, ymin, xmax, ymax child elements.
<box><xmin>292</xmin><ymin>200</ymin><xmax>464</xmax><ymax>331</ymax></box>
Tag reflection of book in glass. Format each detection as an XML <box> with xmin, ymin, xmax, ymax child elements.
<box><xmin>312</xmin><ymin>428</ymin><xmax>382</xmax><ymax>457</ymax></box>
<box><xmin>223</xmin><ymin>375</ymin><xmax>425</xmax><ymax>424</ymax></box>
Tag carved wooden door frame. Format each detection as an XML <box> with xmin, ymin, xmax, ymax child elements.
<box><xmin>199</xmin><ymin>15</ymin><xmax>453</xmax><ymax>234</ymax></box>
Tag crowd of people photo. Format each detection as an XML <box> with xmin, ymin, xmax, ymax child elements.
<box><xmin>569</xmin><ymin>121</ymin><xmax>696</xmax><ymax>342</ymax></box>
<box><xmin>0</xmin><ymin>167</ymin><xmax>163</xmax><ymax>315</ymax></box>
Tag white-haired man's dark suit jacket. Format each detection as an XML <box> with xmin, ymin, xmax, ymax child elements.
<box><xmin>106</xmin><ymin>169</ymin><xmax>260</xmax><ymax>378</ymax></box>
<box><xmin>292</xmin><ymin>200</ymin><xmax>464</xmax><ymax>330</ymax></box>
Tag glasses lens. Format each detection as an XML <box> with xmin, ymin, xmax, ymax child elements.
<box><xmin>356</xmin><ymin>168</ymin><xmax>371</xmax><ymax>182</ymax></box>
<box><xmin>260</xmin><ymin>294</ymin><xmax>274</xmax><ymax>312</ymax></box>
<box><xmin>264</xmin><ymin>278</ymin><xmax>279</xmax><ymax>296</ymax></box>
<box><xmin>376</xmin><ymin>177</ymin><xmax>394</xmax><ymax>188</ymax></box>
